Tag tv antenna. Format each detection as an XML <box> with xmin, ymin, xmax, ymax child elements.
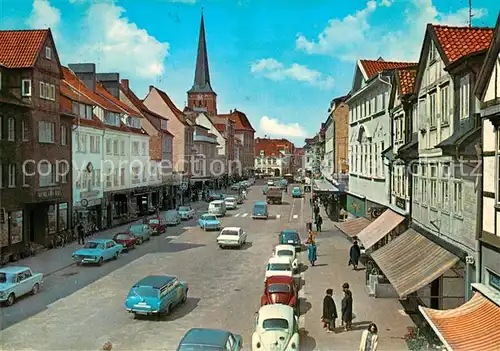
<box><xmin>468</xmin><ymin>0</ymin><xmax>473</xmax><ymax>27</ymax></box>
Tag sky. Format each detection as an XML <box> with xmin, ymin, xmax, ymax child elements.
<box><xmin>1</xmin><ymin>0</ymin><xmax>499</xmax><ymax>146</ymax></box>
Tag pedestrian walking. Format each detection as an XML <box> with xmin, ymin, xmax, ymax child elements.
<box><xmin>322</xmin><ymin>289</ymin><xmax>338</xmax><ymax>333</ymax></box>
<box><xmin>313</xmin><ymin>205</ymin><xmax>320</xmax><ymax>220</ymax></box>
<box><xmin>307</xmin><ymin>241</ymin><xmax>317</xmax><ymax>266</ymax></box>
<box><xmin>76</xmin><ymin>222</ymin><xmax>85</xmax><ymax>245</ymax></box>
<box><xmin>315</xmin><ymin>214</ymin><xmax>323</xmax><ymax>232</ymax></box>
<box><xmin>359</xmin><ymin>323</ymin><xmax>379</xmax><ymax>351</ymax></box>
<box><xmin>348</xmin><ymin>241</ymin><xmax>362</xmax><ymax>270</ymax></box>
<box><xmin>341</xmin><ymin>283</ymin><xmax>353</xmax><ymax>331</ymax></box>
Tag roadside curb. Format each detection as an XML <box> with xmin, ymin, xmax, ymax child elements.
<box><xmin>45</xmin><ymin>262</ymin><xmax>77</xmax><ymax>277</ymax></box>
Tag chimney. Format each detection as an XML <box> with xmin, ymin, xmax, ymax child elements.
<box><xmin>68</xmin><ymin>63</ymin><xmax>96</xmax><ymax>92</ymax></box>
<box><xmin>121</xmin><ymin>79</ymin><xmax>129</xmax><ymax>92</ymax></box>
<box><xmin>229</xmin><ymin>109</ymin><xmax>232</xmax><ymax>113</ymax></box>
<box><xmin>149</xmin><ymin>85</ymin><xmax>154</xmax><ymax>92</ymax></box>
<box><xmin>96</xmin><ymin>73</ymin><xmax>120</xmax><ymax>99</ymax></box>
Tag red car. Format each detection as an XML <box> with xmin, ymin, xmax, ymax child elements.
<box><xmin>148</xmin><ymin>217</ymin><xmax>166</xmax><ymax>235</ymax></box>
<box><xmin>261</xmin><ymin>276</ymin><xmax>297</xmax><ymax>308</ymax></box>
<box><xmin>112</xmin><ymin>233</ymin><xmax>137</xmax><ymax>251</ymax></box>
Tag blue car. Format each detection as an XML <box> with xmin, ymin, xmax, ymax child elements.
<box><xmin>72</xmin><ymin>239</ymin><xmax>123</xmax><ymax>266</ymax></box>
<box><xmin>291</xmin><ymin>186</ymin><xmax>302</xmax><ymax>198</ymax></box>
<box><xmin>128</xmin><ymin>224</ymin><xmax>152</xmax><ymax>244</ymax></box>
<box><xmin>177</xmin><ymin>328</ymin><xmax>243</xmax><ymax>351</ymax></box>
<box><xmin>125</xmin><ymin>275</ymin><xmax>188</xmax><ymax>318</ymax></box>
<box><xmin>198</xmin><ymin>214</ymin><xmax>221</xmax><ymax>231</ymax></box>
<box><xmin>252</xmin><ymin>201</ymin><xmax>268</xmax><ymax>219</ymax></box>
<box><xmin>279</xmin><ymin>229</ymin><xmax>302</xmax><ymax>251</ymax></box>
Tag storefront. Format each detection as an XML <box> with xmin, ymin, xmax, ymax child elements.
<box><xmin>73</xmin><ymin>198</ymin><xmax>103</xmax><ymax>232</ymax></box>
<box><xmin>132</xmin><ymin>186</ymin><xmax>151</xmax><ymax>216</ymax></box>
<box><xmin>0</xmin><ymin>208</ymin><xmax>25</xmax><ymax>262</ymax></box>
<box><xmin>24</xmin><ymin>201</ymin><xmax>70</xmax><ymax>248</ymax></box>
<box><xmin>312</xmin><ymin>178</ymin><xmax>346</xmax><ymax>221</ymax></box>
<box><xmin>346</xmin><ymin>191</ymin><xmax>366</xmax><ymax>217</ymax></box>
<box><xmin>103</xmin><ymin>190</ymin><xmax>132</xmax><ymax>228</ymax></box>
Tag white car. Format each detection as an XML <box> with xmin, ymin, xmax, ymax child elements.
<box><xmin>267</xmin><ymin>180</ymin><xmax>274</xmax><ymax>186</ymax></box>
<box><xmin>217</xmin><ymin>227</ymin><xmax>247</xmax><ymax>249</ymax></box>
<box><xmin>265</xmin><ymin>256</ymin><xmax>293</xmax><ymax>281</ymax></box>
<box><xmin>252</xmin><ymin>304</ymin><xmax>299</xmax><ymax>351</ymax></box>
<box><xmin>224</xmin><ymin>196</ymin><xmax>237</xmax><ymax>210</ymax></box>
<box><xmin>272</xmin><ymin>245</ymin><xmax>298</xmax><ymax>272</ymax></box>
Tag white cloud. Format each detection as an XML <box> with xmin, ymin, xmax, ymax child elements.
<box><xmin>296</xmin><ymin>0</ymin><xmax>487</xmax><ymax>61</ymax></box>
<box><xmin>259</xmin><ymin>116</ymin><xmax>307</xmax><ymax>138</ymax></box>
<box><xmin>379</xmin><ymin>0</ymin><xmax>393</xmax><ymax>7</ymax></box>
<box><xmin>26</xmin><ymin>0</ymin><xmax>61</xmax><ymax>34</ymax></box>
<box><xmin>68</xmin><ymin>2</ymin><xmax>170</xmax><ymax>80</ymax></box>
<box><xmin>251</xmin><ymin>58</ymin><xmax>334</xmax><ymax>89</ymax></box>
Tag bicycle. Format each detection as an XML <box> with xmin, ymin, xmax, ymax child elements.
<box><xmin>50</xmin><ymin>233</ymin><xmax>64</xmax><ymax>249</ymax></box>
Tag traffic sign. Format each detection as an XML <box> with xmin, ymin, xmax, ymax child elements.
<box><xmin>180</xmin><ymin>182</ymin><xmax>188</xmax><ymax>191</ymax></box>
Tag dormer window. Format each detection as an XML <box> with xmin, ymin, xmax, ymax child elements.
<box><xmin>45</xmin><ymin>46</ymin><xmax>52</xmax><ymax>60</ymax></box>
<box><xmin>126</xmin><ymin>116</ymin><xmax>141</xmax><ymax>129</ymax></box>
<box><xmin>160</xmin><ymin>119</ymin><xmax>168</xmax><ymax>130</ymax></box>
<box><xmin>104</xmin><ymin>111</ymin><xmax>120</xmax><ymax>126</ymax></box>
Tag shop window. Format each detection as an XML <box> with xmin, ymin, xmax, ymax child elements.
<box><xmin>47</xmin><ymin>205</ymin><xmax>57</xmax><ymax>234</ymax></box>
<box><xmin>58</xmin><ymin>203</ymin><xmax>68</xmax><ymax>231</ymax></box>
<box><xmin>0</xmin><ymin>213</ymin><xmax>8</xmax><ymax>248</ymax></box>
<box><xmin>9</xmin><ymin>210</ymin><xmax>23</xmax><ymax>245</ymax></box>
<box><xmin>487</xmin><ymin>269</ymin><xmax>500</xmax><ymax>292</ymax></box>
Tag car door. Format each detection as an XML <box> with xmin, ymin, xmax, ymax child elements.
<box><xmin>16</xmin><ymin>272</ymin><xmax>30</xmax><ymax>296</ymax></box>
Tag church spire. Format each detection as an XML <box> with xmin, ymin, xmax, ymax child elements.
<box><xmin>189</xmin><ymin>8</ymin><xmax>214</xmax><ymax>93</ymax></box>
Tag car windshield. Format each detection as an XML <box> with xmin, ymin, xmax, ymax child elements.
<box><xmin>130</xmin><ymin>286</ymin><xmax>158</xmax><ymax>298</ymax></box>
<box><xmin>0</xmin><ymin>273</ymin><xmax>6</xmax><ymax>283</ymax></box>
<box><xmin>254</xmin><ymin>205</ymin><xmax>265</xmax><ymax>211</ymax></box>
<box><xmin>283</xmin><ymin>232</ymin><xmax>298</xmax><ymax>240</ymax></box>
<box><xmin>267</xmin><ymin>263</ymin><xmax>291</xmax><ymax>271</ymax></box>
<box><xmin>211</xmin><ymin>203</ymin><xmax>221</xmax><ymax>208</ymax></box>
<box><xmin>166</xmin><ymin>211</ymin><xmax>177</xmax><ymax>218</ymax></box>
<box><xmin>83</xmin><ymin>242</ymin><xmax>100</xmax><ymax>249</ymax></box>
<box><xmin>262</xmin><ymin>318</ymin><xmax>289</xmax><ymax>330</ymax></box>
<box><xmin>179</xmin><ymin>207</ymin><xmax>190</xmax><ymax>212</ymax></box>
<box><xmin>202</xmin><ymin>215</ymin><xmax>217</xmax><ymax>221</ymax></box>
<box><xmin>130</xmin><ymin>225</ymin><xmax>144</xmax><ymax>233</ymax></box>
<box><xmin>221</xmin><ymin>230</ymin><xmax>239</xmax><ymax>236</ymax></box>
<box><xmin>149</xmin><ymin>219</ymin><xmax>159</xmax><ymax>224</ymax></box>
<box><xmin>277</xmin><ymin>250</ymin><xmax>294</xmax><ymax>257</ymax></box>
<box><xmin>225</xmin><ymin>197</ymin><xmax>235</xmax><ymax>201</ymax></box>
<box><xmin>268</xmin><ymin>283</ymin><xmax>291</xmax><ymax>293</ymax></box>
<box><xmin>115</xmin><ymin>234</ymin><xmax>130</xmax><ymax>240</ymax></box>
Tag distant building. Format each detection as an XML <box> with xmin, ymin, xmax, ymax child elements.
<box><xmin>254</xmin><ymin>138</ymin><xmax>295</xmax><ymax>177</ymax></box>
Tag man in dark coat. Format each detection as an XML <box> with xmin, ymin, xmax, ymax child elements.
<box><xmin>76</xmin><ymin>222</ymin><xmax>85</xmax><ymax>245</ymax></box>
<box><xmin>315</xmin><ymin>214</ymin><xmax>323</xmax><ymax>232</ymax></box>
<box><xmin>348</xmin><ymin>241</ymin><xmax>361</xmax><ymax>270</ymax></box>
<box><xmin>322</xmin><ymin>289</ymin><xmax>337</xmax><ymax>333</ymax></box>
<box><xmin>341</xmin><ymin>283</ymin><xmax>353</xmax><ymax>331</ymax></box>
<box><xmin>313</xmin><ymin>205</ymin><xmax>320</xmax><ymax>220</ymax></box>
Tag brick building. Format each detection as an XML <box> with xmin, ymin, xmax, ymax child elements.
<box><xmin>0</xmin><ymin>29</ymin><xmax>72</xmax><ymax>259</ymax></box>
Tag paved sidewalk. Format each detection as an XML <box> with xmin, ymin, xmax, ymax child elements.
<box><xmin>300</xmin><ymin>205</ymin><xmax>411</xmax><ymax>350</ymax></box>
<box><xmin>6</xmin><ymin>201</ymin><xmax>208</xmax><ymax>276</ymax></box>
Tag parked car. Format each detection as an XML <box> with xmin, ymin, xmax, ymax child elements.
<box><xmin>0</xmin><ymin>266</ymin><xmax>43</xmax><ymax>306</ymax></box>
<box><xmin>252</xmin><ymin>201</ymin><xmax>268</xmax><ymax>219</ymax></box>
<box><xmin>112</xmin><ymin>233</ymin><xmax>137</xmax><ymax>251</ymax></box>
<box><xmin>198</xmin><ymin>214</ymin><xmax>221</xmax><ymax>231</ymax></box>
<box><xmin>265</xmin><ymin>256</ymin><xmax>293</xmax><ymax>281</ymax></box>
<box><xmin>217</xmin><ymin>227</ymin><xmax>247</xmax><ymax>249</ymax></box>
<box><xmin>124</xmin><ymin>275</ymin><xmax>188</xmax><ymax>317</ymax></box>
<box><xmin>267</xmin><ymin>180</ymin><xmax>274</xmax><ymax>186</ymax></box>
<box><xmin>261</xmin><ymin>276</ymin><xmax>296</xmax><ymax>308</ymax></box>
<box><xmin>129</xmin><ymin>224</ymin><xmax>152</xmax><ymax>244</ymax></box>
<box><xmin>291</xmin><ymin>186</ymin><xmax>302</xmax><ymax>198</ymax></box>
<box><xmin>165</xmin><ymin>210</ymin><xmax>181</xmax><ymax>226</ymax></box>
<box><xmin>224</xmin><ymin>196</ymin><xmax>237</xmax><ymax>210</ymax></box>
<box><xmin>240</xmin><ymin>181</ymin><xmax>249</xmax><ymax>188</ymax></box>
<box><xmin>230</xmin><ymin>183</ymin><xmax>241</xmax><ymax>191</ymax></box>
<box><xmin>148</xmin><ymin>217</ymin><xmax>166</xmax><ymax>235</ymax></box>
<box><xmin>272</xmin><ymin>244</ymin><xmax>299</xmax><ymax>272</ymax></box>
<box><xmin>72</xmin><ymin>239</ymin><xmax>123</xmax><ymax>266</ymax></box>
<box><xmin>178</xmin><ymin>206</ymin><xmax>195</xmax><ymax>220</ymax></box>
<box><xmin>208</xmin><ymin>200</ymin><xmax>226</xmax><ymax>217</ymax></box>
<box><xmin>208</xmin><ymin>192</ymin><xmax>224</xmax><ymax>201</ymax></box>
<box><xmin>177</xmin><ymin>328</ymin><xmax>243</xmax><ymax>351</ymax></box>
<box><xmin>252</xmin><ymin>304</ymin><xmax>299</xmax><ymax>350</ymax></box>
<box><xmin>278</xmin><ymin>229</ymin><xmax>301</xmax><ymax>251</ymax></box>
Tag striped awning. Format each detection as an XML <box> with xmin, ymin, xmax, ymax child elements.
<box><xmin>357</xmin><ymin>209</ymin><xmax>405</xmax><ymax>249</ymax></box>
<box><xmin>371</xmin><ymin>228</ymin><xmax>459</xmax><ymax>298</ymax></box>
<box><xmin>419</xmin><ymin>292</ymin><xmax>500</xmax><ymax>351</ymax></box>
<box><xmin>335</xmin><ymin>217</ymin><xmax>371</xmax><ymax>238</ymax></box>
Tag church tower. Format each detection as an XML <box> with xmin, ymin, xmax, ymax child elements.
<box><xmin>187</xmin><ymin>10</ymin><xmax>217</xmax><ymax>115</ymax></box>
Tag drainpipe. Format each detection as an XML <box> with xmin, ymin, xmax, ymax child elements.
<box><xmin>475</xmin><ymin>141</ymin><xmax>483</xmax><ymax>287</ymax></box>
<box><xmin>378</xmin><ymin>73</ymin><xmax>392</xmax><ymax>206</ymax></box>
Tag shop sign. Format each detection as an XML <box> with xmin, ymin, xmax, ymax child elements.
<box><xmin>396</xmin><ymin>197</ymin><xmax>406</xmax><ymax>210</ymax></box>
<box><xmin>36</xmin><ymin>187</ymin><xmax>62</xmax><ymax>200</ymax></box>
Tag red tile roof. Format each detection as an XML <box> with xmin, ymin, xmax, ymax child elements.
<box><xmin>255</xmin><ymin>138</ymin><xmax>293</xmax><ymax>157</ymax></box>
<box><xmin>60</xmin><ymin>80</ymin><xmax>94</xmax><ymax>105</ymax></box>
<box><xmin>432</xmin><ymin>25</ymin><xmax>494</xmax><ymax>64</ymax></box>
<box><xmin>96</xmin><ymin>83</ymin><xmax>142</xmax><ymax>118</ymax></box>
<box><xmin>397</xmin><ymin>67</ymin><xmax>418</xmax><ymax>95</ymax></box>
<box><xmin>420</xmin><ymin>292</ymin><xmax>500</xmax><ymax>351</ymax></box>
<box><xmin>214</xmin><ymin>123</ymin><xmax>226</xmax><ymax>133</ymax></box>
<box><xmin>217</xmin><ymin>109</ymin><xmax>255</xmax><ymax>132</ymax></box>
<box><xmin>0</xmin><ymin>29</ymin><xmax>48</xmax><ymax>68</ymax></box>
<box><xmin>359</xmin><ymin>58</ymin><xmax>417</xmax><ymax>80</ymax></box>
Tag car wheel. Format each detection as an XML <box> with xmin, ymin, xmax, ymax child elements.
<box><xmin>113</xmin><ymin>252</ymin><xmax>119</xmax><ymax>260</ymax></box>
<box><xmin>182</xmin><ymin>292</ymin><xmax>187</xmax><ymax>303</ymax></box>
<box><xmin>219</xmin><ymin>245</ymin><xmax>223</xmax><ymax>249</ymax></box>
<box><xmin>165</xmin><ymin>304</ymin><xmax>172</xmax><ymax>315</ymax></box>
<box><xmin>32</xmin><ymin>283</ymin><xmax>40</xmax><ymax>295</ymax></box>
<box><xmin>6</xmin><ymin>293</ymin><xmax>15</xmax><ymax>306</ymax></box>
<box><xmin>138</xmin><ymin>238</ymin><xmax>143</xmax><ymax>245</ymax></box>
<box><xmin>98</xmin><ymin>257</ymin><xmax>103</xmax><ymax>266</ymax></box>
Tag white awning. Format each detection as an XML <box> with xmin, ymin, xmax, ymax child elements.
<box><xmin>313</xmin><ymin>179</ymin><xmax>339</xmax><ymax>192</ymax></box>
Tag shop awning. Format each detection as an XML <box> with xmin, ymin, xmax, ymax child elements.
<box><xmin>313</xmin><ymin>179</ymin><xmax>339</xmax><ymax>192</ymax></box>
<box><xmin>371</xmin><ymin>229</ymin><xmax>459</xmax><ymax>298</ymax></box>
<box><xmin>335</xmin><ymin>217</ymin><xmax>371</xmax><ymax>238</ymax></box>
<box><xmin>419</xmin><ymin>291</ymin><xmax>500</xmax><ymax>351</ymax></box>
<box><xmin>357</xmin><ymin>209</ymin><xmax>405</xmax><ymax>250</ymax></box>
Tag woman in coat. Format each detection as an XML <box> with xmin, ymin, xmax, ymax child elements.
<box><xmin>359</xmin><ymin>323</ymin><xmax>378</xmax><ymax>351</ymax></box>
<box><xmin>307</xmin><ymin>242</ymin><xmax>317</xmax><ymax>266</ymax></box>
<box><xmin>341</xmin><ymin>289</ymin><xmax>353</xmax><ymax>331</ymax></box>
<box><xmin>348</xmin><ymin>241</ymin><xmax>361</xmax><ymax>270</ymax></box>
<box><xmin>322</xmin><ymin>289</ymin><xmax>338</xmax><ymax>333</ymax></box>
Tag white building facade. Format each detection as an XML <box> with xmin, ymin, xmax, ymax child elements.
<box><xmin>322</xmin><ymin>115</ymin><xmax>334</xmax><ymax>180</ymax></box>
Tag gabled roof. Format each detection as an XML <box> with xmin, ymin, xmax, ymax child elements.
<box><xmin>60</xmin><ymin>83</ymin><xmax>104</xmax><ymax>129</ymax></box>
<box><xmin>396</xmin><ymin>66</ymin><xmax>418</xmax><ymax>95</ymax></box>
<box><xmin>475</xmin><ymin>13</ymin><xmax>500</xmax><ymax>99</ymax></box>
<box><xmin>0</xmin><ymin>29</ymin><xmax>49</xmax><ymax>68</ymax></box>
<box><xmin>60</xmin><ymin>80</ymin><xmax>94</xmax><ymax>105</ymax></box>
<box><xmin>255</xmin><ymin>138</ymin><xmax>293</xmax><ymax>157</ymax></box>
<box><xmin>359</xmin><ymin>58</ymin><xmax>417</xmax><ymax>80</ymax></box>
<box><xmin>150</xmin><ymin>86</ymin><xmax>187</xmax><ymax>125</ymax></box>
<box><xmin>217</xmin><ymin>109</ymin><xmax>255</xmax><ymax>132</ymax></box>
<box><xmin>96</xmin><ymin>83</ymin><xmax>142</xmax><ymax>118</ymax></box>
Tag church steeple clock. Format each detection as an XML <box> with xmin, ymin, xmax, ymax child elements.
<box><xmin>187</xmin><ymin>9</ymin><xmax>217</xmax><ymax>115</ymax></box>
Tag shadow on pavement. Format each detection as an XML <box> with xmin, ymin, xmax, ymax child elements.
<box><xmin>299</xmin><ymin>329</ymin><xmax>316</xmax><ymax>351</ymax></box>
<box><xmin>164</xmin><ymin>297</ymin><xmax>201</xmax><ymax>322</ymax></box>
<box><xmin>298</xmin><ymin>297</ymin><xmax>311</xmax><ymax>316</ymax></box>
<box><xmin>313</xmin><ymin>263</ymin><xmax>328</xmax><ymax>267</ymax></box>
<box><xmin>350</xmin><ymin>320</ymin><xmax>372</xmax><ymax>331</ymax></box>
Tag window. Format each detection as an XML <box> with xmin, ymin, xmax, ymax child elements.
<box><xmin>429</xmin><ymin>42</ymin><xmax>437</xmax><ymax>61</ymax></box>
<box><xmin>120</xmin><ymin>168</ymin><xmax>125</xmax><ymax>186</ymax></box>
<box><xmin>58</xmin><ymin>204</ymin><xmax>68</xmax><ymax>231</ymax></box>
<box><xmin>8</xmin><ymin>164</ymin><xmax>15</xmax><ymax>187</ymax></box>
<box><xmin>453</xmin><ymin>182</ymin><xmax>463</xmax><ymax>215</ymax></box>
<box><xmin>86</xmin><ymin>105</ymin><xmax>93</xmax><ymax>118</ymax></box>
<box><xmin>113</xmin><ymin>140</ymin><xmax>118</xmax><ymax>155</ymax></box>
<box><xmin>132</xmin><ymin>167</ymin><xmax>140</xmax><ymax>184</ymax></box>
<box><xmin>121</xmin><ymin>141</ymin><xmax>125</xmax><ymax>155</ymax></box>
<box><xmin>421</xmin><ymin>165</ymin><xmax>427</xmax><ymax>204</ymax></box>
<box><xmin>430</xmin><ymin>165</ymin><xmax>438</xmax><ymax>207</ymax></box>
<box><xmin>21</xmin><ymin>79</ymin><xmax>31</xmax><ymax>96</ymax></box>
<box><xmin>113</xmin><ymin>172</ymin><xmax>118</xmax><ymax>186</ymax></box>
<box><xmin>39</xmin><ymin>162</ymin><xmax>55</xmax><ymax>187</ymax></box>
<box><xmin>106</xmin><ymin>174</ymin><xmax>112</xmax><ymax>188</ymax></box>
<box><xmin>60</xmin><ymin>126</ymin><xmax>67</xmax><ymax>145</ymax></box>
<box><xmin>418</xmin><ymin>98</ymin><xmax>426</xmax><ymax>130</ymax></box>
<box><xmin>22</xmin><ymin>121</ymin><xmax>28</xmax><ymax>141</ymax></box>
<box><xmin>132</xmin><ymin>141</ymin><xmax>139</xmax><ymax>155</ymax></box>
<box><xmin>9</xmin><ymin>210</ymin><xmax>23</xmax><ymax>245</ymax></box>
<box><xmin>77</xmin><ymin>133</ymin><xmax>87</xmax><ymax>153</ymax></box>
<box><xmin>429</xmin><ymin>93</ymin><xmax>437</xmax><ymax>127</ymax></box>
<box><xmin>38</xmin><ymin>121</ymin><xmax>55</xmax><ymax>143</ymax></box>
<box><xmin>45</xmin><ymin>46</ymin><xmax>52</xmax><ymax>59</ymax></box>
<box><xmin>440</xmin><ymin>85</ymin><xmax>449</xmax><ymax>124</ymax></box>
<box><xmin>142</xmin><ymin>141</ymin><xmax>147</xmax><ymax>155</ymax></box>
<box><xmin>90</xmin><ymin>135</ymin><xmax>100</xmax><ymax>153</ymax></box>
<box><xmin>59</xmin><ymin>162</ymin><xmax>68</xmax><ymax>183</ymax></box>
<box><xmin>487</xmin><ymin>269</ymin><xmax>500</xmax><ymax>291</ymax></box>
<box><xmin>7</xmin><ymin>118</ymin><xmax>15</xmax><ymax>141</ymax></box>
<box><xmin>459</xmin><ymin>75</ymin><xmax>470</xmax><ymax>120</ymax></box>
<box><xmin>39</xmin><ymin>82</ymin><xmax>46</xmax><ymax>98</ymax></box>
<box><xmin>106</xmin><ymin>139</ymin><xmax>112</xmax><ymax>155</ymax></box>
<box><xmin>104</xmin><ymin>111</ymin><xmax>120</xmax><ymax>126</ymax></box>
